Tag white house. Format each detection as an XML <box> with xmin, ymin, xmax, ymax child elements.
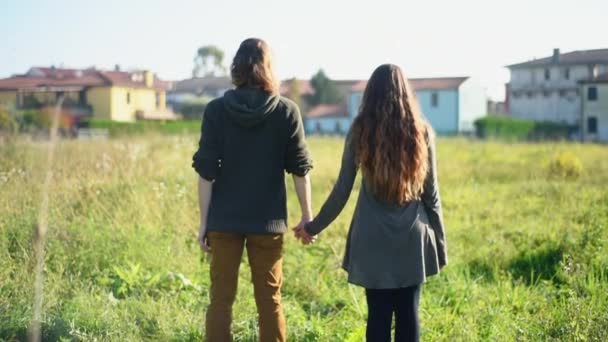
<box><xmin>305</xmin><ymin>77</ymin><xmax>486</xmax><ymax>135</ymax></box>
<box><xmin>506</xmin><ymin>48</ymin><xmax>608</xmax><ymax>125</ymax></box>
<box><xmin>167</xmin><ymin>76</ymin><xmax>233</xmax><ymax>107</ymax></box>
<box><xmin>580</xmin><ymin>73</ymin><xmax>608</xmax><ymax>142</ymax></box>
<box><xmin>303</xmin><ymin>103</ymin><xmax>351</xmax><ymax>135</ymax></box>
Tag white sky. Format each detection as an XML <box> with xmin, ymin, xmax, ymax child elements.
<box><xmin>1</xmin><ymin>0</ymin><xmax>607</xmax><ymax>100</ymax></box>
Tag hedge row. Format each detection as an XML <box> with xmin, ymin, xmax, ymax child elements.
<box><xmin>176</xmin><ymin>103</ymin><xmax>207</xmax><ymax>121</ymax></box>
<box><xmin>82</xmin><ymin>119</ymin><xmax>201</xmax><ymax>137</ymax></box>
<box><xmin>474</xmin><ymin>116</ymin><xmax>576</xmax><ymax>140</ymax></box>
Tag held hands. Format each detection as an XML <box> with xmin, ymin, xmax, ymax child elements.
<box><xmin>292</xmin><ymin>217</ymin><xmax>317</xmax><ymax>245</ymax></box>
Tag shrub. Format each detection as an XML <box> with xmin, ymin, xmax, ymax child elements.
<box><xmin>0</xmin><ymin>107</ymin><xmax>18</xmax><ymax>132</ymax></box>
<box><xmin>178</xmin><ymin>103</ymin><xmax>207</xmax><ymax>121</ymax></box>
<box><xmin>474</xmin><ymin>116</ymin><xmax>576</xmax><ymax>141</ymax></box>
<box><xmin>474</xmin><ymin>116</ymin><xmax>535</xmax><ymax>140</ymax></box>
<box><xmin>532</xmin><ymin>121</ymin><xmax>577</xmax><ymax>140</ymax></box>
<box><xmin>547</xmin><ymin>152</ymin><xmax>583</xmax><ymax>179</ymax></box>
<box><xmin>82</xmin><ymin>118</ymin><xmax>200</xmax><ymax>136</ymax></box>
<box><xmin>18</xmin><ymin>109</ymin><xmax>52</xmax><ymax>130</ymax></box>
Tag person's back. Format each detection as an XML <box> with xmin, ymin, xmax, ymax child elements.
<box><xmin>192</xmin><ymin>38</ymin><xmax>313</xmax><ymax>342</ymax></box>
<box><xmin>296</xmin><ymin>64</ymin><xmax>447</xmax><ymax>342</ymax></box>
<box><xmin>199</xmin><ymin>89</ymin><xmax>308</xmax><ymax>233</ymax></box>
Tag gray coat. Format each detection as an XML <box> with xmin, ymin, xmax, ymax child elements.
<box><xmin>305</xmin><ymin>130</ymin><xmax>447</xmax><ymax>289</ymax></box>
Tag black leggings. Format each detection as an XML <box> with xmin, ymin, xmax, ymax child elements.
<box><xmin>365</xmin><ymin>285</ymin><xmax>421</xmax><ymax>342</ymax></box>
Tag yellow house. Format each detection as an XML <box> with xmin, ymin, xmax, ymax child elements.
<box><xmin>0</xmin><ymin>67</ymin><xmax>175</xmax><ymax>122</ymax></box>
<box><xmin>580</xmin><ymin>73</ymin><xmax>608</xmax><ymax>142</ymax></box>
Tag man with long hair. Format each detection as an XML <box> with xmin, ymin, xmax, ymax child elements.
<box><xmin>193</xmin><ymin>38</ymin><xmax>313</xmax><ymax>342</ymax></box>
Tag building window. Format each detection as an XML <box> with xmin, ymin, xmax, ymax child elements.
<box><xmin>512</xmin><ymin>90</ymin><xmax>522</xmax><ymax>98</ymax></box>
<box><xmin>155</xmin><ymin>92</ymin><xmax>160</xmax><ymax>108</ymax></box>
<box><xmin>526</xmin><ymin>91</ymin><xmax>534</xmax><ymax>98</ymax></box>
<box><xmin>563</xmin><ymin>68</ymin><xmax>570</xmax><ymax>80</ymax></box>
<box><xmin>542</xmin><ymin>90</ymin><xmax>551</xmax><ymax>98</ymax></box>
<box><xmin>431</xmin><ymin>92</ymin><xmax>439</xmax><ymax>107</ymax></box>
<box><xmin>587</xmin><ymin>87</ymin><xmax>598</xmax><ymax>101</ymax></box>
<box><xmin>544</xmin><ymin>68</ymin><xmax>550</xmax><ymax>81</ymax></box>
<box><xmin>315</xmin><ymin>121</ymin><xmax>322</xmax><ymax>133</ymax></box>
<box><xmin>559</xmin><ymin>90</ymin><xmax>567</xmax><ymax>98</ymax></box>
<box><xmin>335</xmin><ymin>121</ymin><xmax>342</xmax><ymax>133</ymax></box>
<box><xmin>126</xmin><ymin>92</ymin><xmax>131</xmax><ymax>104</ymax></box>
<box><xmin>587</xmin><ymin>117</ymin><xmax>598</xmax><ymax>134</ymax></box>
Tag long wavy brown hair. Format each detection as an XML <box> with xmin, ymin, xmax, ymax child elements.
<box><xmin>230</xmin><ymin>38</ymin><xmax>278</xmax><ymax>94</ymax></box>
<box><xmin>352</xmin><ymin>64</ymin><xmax>430</xmax><ymax>205</ymax></box>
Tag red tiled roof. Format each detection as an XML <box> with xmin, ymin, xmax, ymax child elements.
<box><xmin>333</xmin><ymin>80</ymin><xmax>360</xmax><ymax>93</ymax></box>
<box><xmin>171</xmin><ymin>76</ymin><xmax>232</xmax><ymax>94</ymax></box>
<box><xmin>279</xmin><ymin>79</ymin><xmax>314</xmax><ymax>96</ymax></box>
<box><xmin>0</xmin><ymin>76</ymin><xmax>51</xmax><ymax>90</ymax></box>
<box><xmin>351</xmin><ymin>77</ymin><xmax>469</xmax><ymax>92</ymax></box>
<box><xmin>29</xmin><ymin>67</ymin><xmax>98</xmax><ymax>78</ymax></box>
<box><xmin>99</xmin><ymin>71</ymin><xmax>165</xmax><ymax>90</ymax></box>
<box><xmin>508</xmin><ymin>49</ymin><xmax>608</xmax><ymax>68</ymax></box>
<box><xmin>0</xmin><ymin>67</ymin><xmax>169</xmax><ymax>91</ymax></box>
<box><xmin>306</xmin><ymin>103</ymin><xmax>347</xmax><ymax>118</ymax></box>
<box><xmin>410</xmin><ymin>77</ymin><xmax>469</xmax><ymax>90</ymax></box>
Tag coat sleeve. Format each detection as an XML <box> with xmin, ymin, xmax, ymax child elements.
<box><xmin>421</xmin><ymin>136</ymin><xmax>448</xmax><ymax>268</ymax></box>
<box><xmin>192</xmin><ymin>103</ymin><xmax>222</xmax><ymax>181</ymax></box>
<box><xmin>284</xmin><ymin>105</ymin><xmax>313</xmax><ymax>176</ymax></box>
<box><xmin>305</xmin><ymin>130</ymin><xmax>358</xmax><ymax>235</ymax></box>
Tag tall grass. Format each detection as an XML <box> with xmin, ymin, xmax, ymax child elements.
<box><xmin>1</xmin><ymin>135</ymin><xmax>607</xmax><ymax>341</ymax></box>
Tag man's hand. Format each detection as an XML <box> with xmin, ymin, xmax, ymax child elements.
<box><xmin>292</xmin><ymin>219</ymin><xmax>317</xmax><ymax>245</ymax></box>
<box><xmin>198</xmin><ymin>224</ymin><xmax>211</xmax><ymax>252</ymax></box>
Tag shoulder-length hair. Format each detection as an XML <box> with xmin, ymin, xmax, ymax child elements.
<box><xmin>351</xmin><ymin>64</ymin><xmax>430</xmax><ymax>205</ymax></box>
<box><xmin>230</xmin><ymin>38</ymin><xmax>278</xmax><ymax>94</ymax></box>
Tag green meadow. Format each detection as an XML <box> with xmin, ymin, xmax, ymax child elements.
<box><xmin>1</xmin><ymin>135</ymin><xmax>607</xmax><ymax>341</ymax></box>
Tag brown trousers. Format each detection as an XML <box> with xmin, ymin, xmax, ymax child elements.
<box><xmin>205</xmin><ymin>232</ymin><xmax>286</xmax><ymax>342</ymax></box>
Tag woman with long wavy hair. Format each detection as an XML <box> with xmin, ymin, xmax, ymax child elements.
<box><xmin>294</xmin><ymin>64</ymin><xmax>447</xmax><ymax>342</ymax></box>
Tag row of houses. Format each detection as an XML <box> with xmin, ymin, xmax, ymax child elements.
<box><xmin>506</xmin><ymin>48</ymin><xmax>608</xmax><ymax>141</ymax></box>
<box><xmin>0</xmin><ymin>66</ymin><xmax>175</xmax><ymax>123</ymax></box>
<box><xmin>169</xmin><ymin>48</ymin><xmax>608</xmax><ymax>141</ymax></box>
<box><xmin>2</xmin><ymin>48</ymin><xmax>606</xmax><ymax>141</ymax></box>
<box><xmin>168</xmin><ymin>75</ymin><xmax>487</xmax><ymax>136</ymax></box>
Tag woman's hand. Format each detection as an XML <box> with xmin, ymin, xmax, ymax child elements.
<box><xmin>292</xmin><ymin>219</ymin><xmax>317</xmax><ymax>245</ymax></box>
<box><xmin>198</xmin><ymin>224</ymin><xmax>211</xmax><ymax>252</ymax></box>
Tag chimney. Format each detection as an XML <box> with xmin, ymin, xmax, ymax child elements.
<box><xmin>114</xmin><ymin>64</ymin><xmax>121</xmax><ymax>71</ymax></box>
<box><xmin>552</xmin><ymin>48</ymin><xmax>560</xmax><ymax>63</ymax></box>
<box><xmin>143</xmin><ymin>70</ymin><xmax>154</xmax><ymax>87</ymax></box>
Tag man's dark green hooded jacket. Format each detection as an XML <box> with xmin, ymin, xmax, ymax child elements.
<box><xmin>192</xmin><ymin>87</ymin><xmax>313</xmax><ymax>234</ymax></box>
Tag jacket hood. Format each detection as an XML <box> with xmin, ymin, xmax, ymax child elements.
<box><xmin>223</xmin><ymin>88</ymin><xmax>281</xmax><ymax>127</ymax></box>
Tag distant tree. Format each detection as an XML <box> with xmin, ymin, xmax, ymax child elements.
<box><xmin>288</xmin><ymin>78</ymin><xmax>303</xmax><ymax>108</ymax></box>
<box><xmin>22</xmin><ymin>94</ymin><xmax>43</xmax><ymax>109</ymax></box>
<box><xmin>305</xmin><ymin>69</ymin><xmax>344</xmax><ymax>106</ymax></box>
<box><xmin>193</xmin><ymin>45</ymin><xmax>226</xmax><ymax>77</ymax></box>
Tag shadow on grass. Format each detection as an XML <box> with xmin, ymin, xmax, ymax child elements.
<box><xmin>302</xmin><ymin>298</ymin><xmax>347</xmax><ymax>318</ymax></box>
<box><xmin>466</xmin><ymin>258</ymin><xmax>497</xmax><ymax>283</ymax></box>
<box><xmin>0</xmin><ymin>318</ymin><xmax>72</xmax><ymax>342</ymax></box>
<box><xmin>508</xmin><ymin>241</ymin><xmax>565</xmax><ymax>285</ymax></box>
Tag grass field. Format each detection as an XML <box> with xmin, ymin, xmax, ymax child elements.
<box><xmin>1</xmin><ymin>135</ymin><xmax>607</xmax><ymax>341</ymax></box>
